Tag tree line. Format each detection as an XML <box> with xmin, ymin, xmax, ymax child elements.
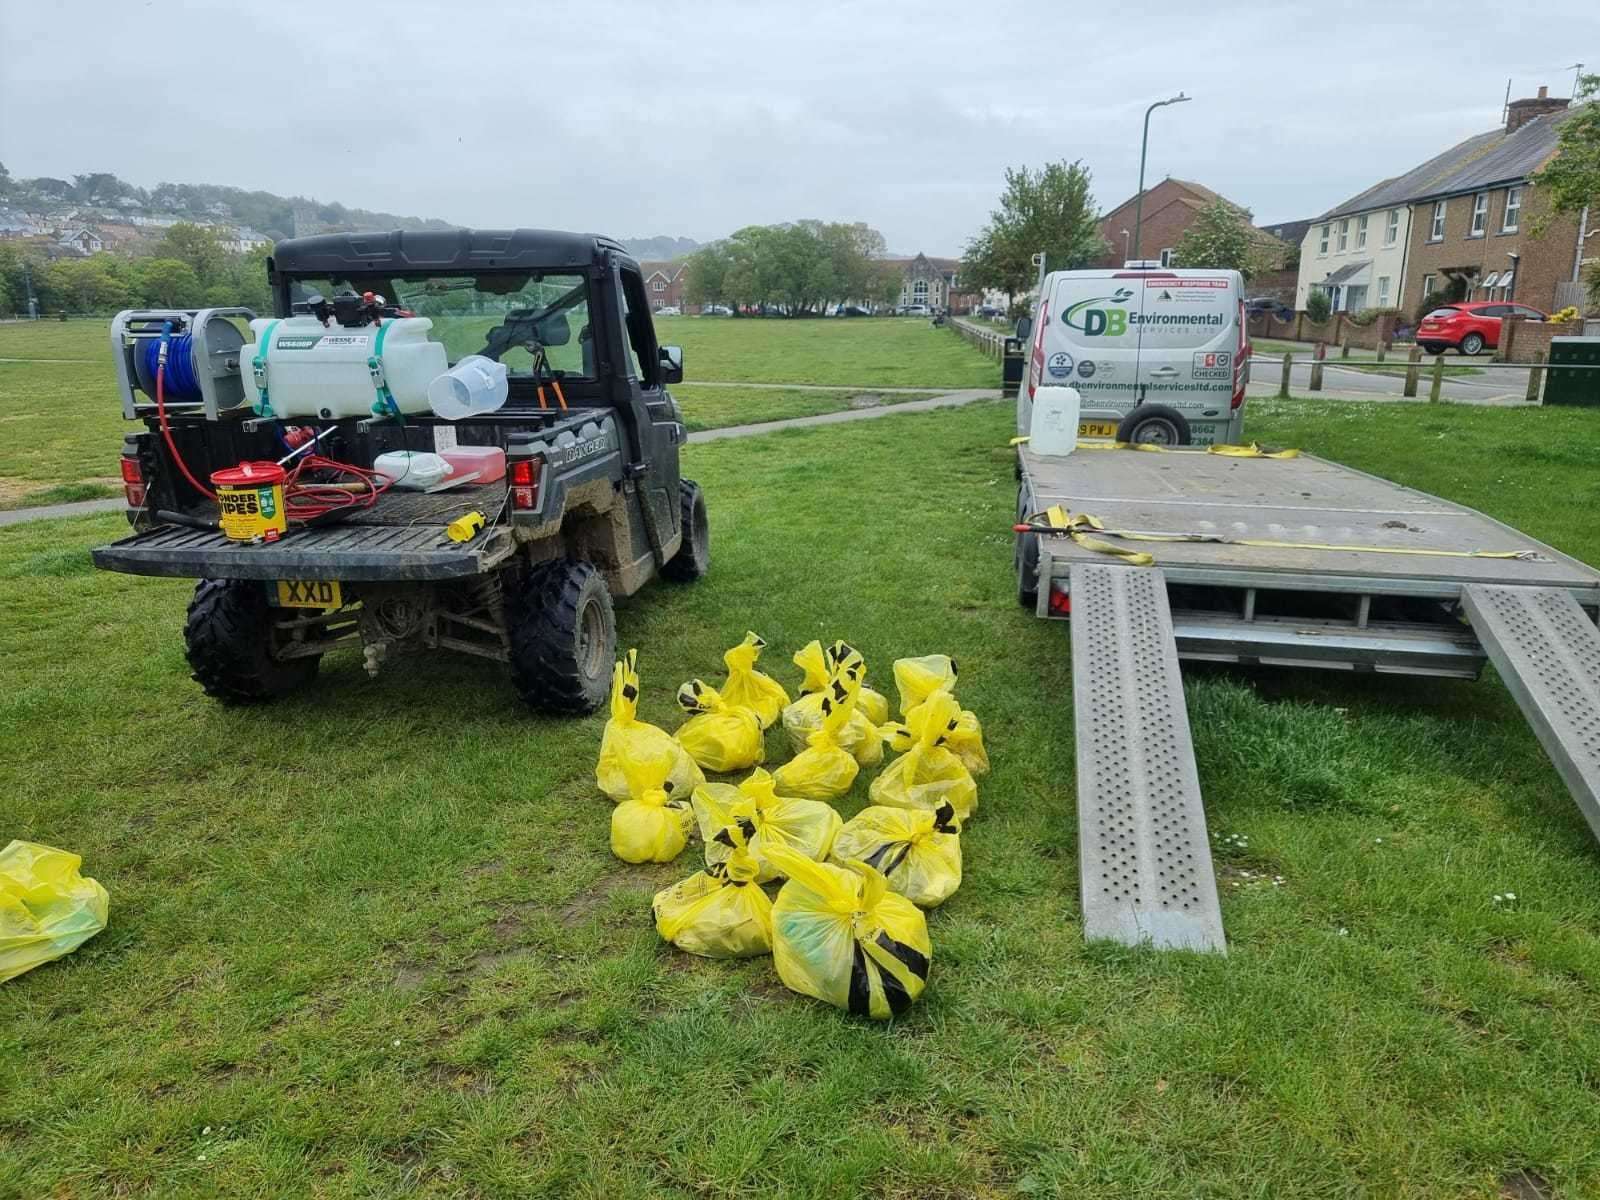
<box><xmin>0</xmin><ymin>162</ymin><xmax>449</xmax><ymax>244</ymax></box>
<box><xmin>0</xmin><ymin>223</ymin><xmax>273</xmax><ymax>317</ymax></box>
<box><xmin>683</xmin><ymin>221</ymin><xmax>905</xmax><ymax>315</ymax></box>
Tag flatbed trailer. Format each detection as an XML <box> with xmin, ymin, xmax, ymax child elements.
<box><xmin>1016</xmin><ymin>444</ymin><xmax>1600</xmax><ymax>955</ymax></box>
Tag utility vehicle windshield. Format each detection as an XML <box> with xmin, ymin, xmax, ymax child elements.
<box><xmin>284</xmin><ymin>272</ymin><xmax>593</xmax><ymax>379</ymax></box>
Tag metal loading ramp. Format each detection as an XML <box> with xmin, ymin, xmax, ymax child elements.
<box><xmin>1070</xmin><ymin>563</ymin><xmax>1226</xmax><ymax>953</ymax></box>
<box><xmin>1462</xmin><ymin>585</ymin><xmax>1600</xmax><ymax>842</ymax></box>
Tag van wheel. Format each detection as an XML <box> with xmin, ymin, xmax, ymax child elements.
<box><xmin>1117</xmin><ymin>405</ymin><xmax>1191</xmax><ymax>446</ymax></box>
<box><xmin>185</xmin><ymin>579</ymin><xmax>320</xmax><ymax>703</ymax></box>
<box><xmin>509</xmin><ymin>560</ymin><xmax>615</xmax><ymax>714</ymax></box>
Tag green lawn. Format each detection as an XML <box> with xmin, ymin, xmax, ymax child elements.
<box><xmin>673</xmin><ymin>385</ymin><xmax>937</xmax><ymax>433</ymax></box>
<box><xmin>0</xmin><ymin>320</ymin><xmax>988</xmax><ymax>505</ymax></box>
<box><xmin>656</xmin><ymin>315</ymin><xmax>997</xmax><ymax>388</ymax></box>
<box><xmin>5</xmin><ymin>396</ymin><xmax>1600</xmax><ymax>1197</ymax></box>
<box><xmin>1253</xmin><ymin>337</ymin><xmax>1484</xmax><ymax>379</ymax></box>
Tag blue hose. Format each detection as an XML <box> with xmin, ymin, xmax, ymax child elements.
<box><xmin>141</xmin><ymin>332</ymin><xmax>202</xmax><ymax>401</ymax></box>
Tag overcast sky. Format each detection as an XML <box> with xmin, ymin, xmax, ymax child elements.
<box><xmin>2</xmin><ymin>2</ymin><xmax>1595</xmax><ymax>254</ymax></box>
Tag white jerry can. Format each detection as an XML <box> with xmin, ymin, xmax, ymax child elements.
<box><xmin>1028</xmin><ymin>386</ymin><xmax>1081</xmax><ymax>456</ymax></box>
<box><xmin>243</xmin><ymin>316</ymin><xmax>448</xmax><ymax>419</ymax></box>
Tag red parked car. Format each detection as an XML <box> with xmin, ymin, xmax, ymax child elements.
<box><xmin>1416</xmin><ymin>301</ymin><xmax>1547</xmax><ymax>356</ymax></box>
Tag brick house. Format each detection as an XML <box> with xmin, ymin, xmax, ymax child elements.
<box><xmin>1094</xmin><ymin>178</ymin><xmax>1287</xmax><ymax>270</ymax></box>
<box><xmin>1400</xmin><ymin>88</ymin><xmax>1586</xmax><ymax>318</ymax></box>
<box><xmin>639</xmin><ymin>261</ymin><xmax>688</xmax><ymax>311</ymax></box>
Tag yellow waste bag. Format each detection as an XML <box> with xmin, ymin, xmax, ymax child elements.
<box><xmin>653</xmin><ymin>818</ymin><xmax>772</xmax><ymax>958</ymax></box>
<box><xmin>674</xmin><ymin>679</ymin><xmax>765</xmax><ymax>774</ymax></box>
<box><xmin>891</xmin><ymin>653</ymin><xmax>989</xmax><ymax>776</ymax></box>
<box><xmin>596</xmin><ymin>650</ymin><xmax>705</xmax><ymax>803</ymax></box>
<box><xmin>831</xmin><ymin>803</ymin><xmax>962</xmax><ymax>909</ymax></box>
<box><xmin>692</xmin><ymin>768</ymin><xmax>842</xmax><ymax>883</ymax></box>
<box><xmin>783</xmin><ymin>643</ymin><xmax>884</xmax><ymax>767</ymax></box>
<box><xmin>871</xmin><ymin>689</ymin><xmax>978</xmax><ymax>821</ymax></box>
<box><xmin>823</xmin><ymin>640</ymin><xmax>889</xmax><ymax>726</ymax></box>
<box><xmin>610</xmin><ymin>745</ymin><xmax>695</xmax><ymax>863</ymax></box>
<box><xmin>718</xmin><ymin>632</ymin><xmax>790</xmax><ymax>729</ymax></box>
<box><xmin>1</xmin><ymin>841</ymin><xmax>109</xmax><ymax>985</ymax></box>
<box><xmin>766</xmin><ymin>842</ymin><xmax>931</xmax><ymax>1019</ymax></box>
<box><xmin>773</xmin><ymin>674</ymin><xmax>863</xmax><ymax>801</ymax></box>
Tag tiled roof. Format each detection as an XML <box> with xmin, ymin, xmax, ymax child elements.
<box><xmin>1317</xmin><ymin>106</ymin><xmax>1579</xmax><ymax>219</ymax></box>
<box><xmin>1416</xmin><ymin>109</ymin><xmax>1575</xmax><ymax>197</ymax></box>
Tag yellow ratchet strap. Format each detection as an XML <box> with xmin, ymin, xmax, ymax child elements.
<box><xmin>1035</xmin><ymin>507</ymin><xmax>1533</xmax><ymax>562</ymax></box>
<box><xmin>1208</xmin><ymin>442</ymin><xmax>1301</xmax><ymax>459</ymax></box>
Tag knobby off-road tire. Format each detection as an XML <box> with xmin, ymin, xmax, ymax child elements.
<box><xmin>184</xmin><ymin>578</ymin><xmax>320</xmax><ymax>703</ymax></box>
<box><xmin>661</xmin><ymin>479</ymin><xmax>710</xmax><ymax>583</ymax></box>
<box><xmin>509</xmin><ymin>560</ymin><xmax>615</xmax><ymax>714</ymax></box>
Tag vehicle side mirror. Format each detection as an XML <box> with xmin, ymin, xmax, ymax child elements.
<box><xmin>1014</xmin><ymin>316</ymin><xmax>1033</xmax><ymax>341</ymax></box>
<box><xmin>659</xmin><ymin>344</ymin><xmax>683</xmax><ymax>385</ymax></box>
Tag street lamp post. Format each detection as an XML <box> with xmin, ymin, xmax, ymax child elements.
<box><xmin>1131</xmin><ymin>92</ymin><xmax>1191</xmax><ymax>263</ymax></box>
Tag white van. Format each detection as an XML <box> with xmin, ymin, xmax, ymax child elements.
<box><xmin>1017</xmin><ymin>265</ymin><xmax>1250</xmax><ymax>446</ymax></box>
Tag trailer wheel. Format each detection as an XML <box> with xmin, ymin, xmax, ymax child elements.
<box><xmin>184</xmin><ymin>579</ymin><xmax>320</xmax><ymax>703</ymax></box>
<box><xmin>1016</xmin><ymin>485</ymin><xmax>1040</xmax><ymax>608</ymax></box>
<box><xmin>1117</xmin><ymin>405</ymin><xmax>1191</xmax><ymax>447</ymax></box>
<box><xmin>509</xmin><ymin>560</ymin><xmax>615</xmax><ymax>714</ymax></box>
<box><xmin>662</xmin><ymin>479</ymin><xmax>710</xmax><ymax>582</ymax></box>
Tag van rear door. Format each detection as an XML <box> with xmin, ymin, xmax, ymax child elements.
<box><xmin>1130</xmin><ymin>272</ymin><xmax>1242</xmax><ymax>444</ymax></box>
<box><xmin>1039</xmin><ymin>271</ymin><xmax>1142</xmax><ymax>437</ymax></box>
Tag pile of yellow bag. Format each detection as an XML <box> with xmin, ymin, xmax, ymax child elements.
<box><xmin>594</xmin><ymin>637</ymin><xmax>989</xmax><ymax>1021</ymax></box>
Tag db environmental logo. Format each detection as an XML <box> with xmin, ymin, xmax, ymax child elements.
<box><xmin>1061</xmin><ymin>288</ymin><xmax>1135</xmax><ymax>337</ymax></box>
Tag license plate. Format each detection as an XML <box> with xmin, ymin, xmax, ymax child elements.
<box><xmin>1078</xmin><ymin>421</ymin><xmax>1118</xmax><ymax>438</ymax></box>
<box><xmin>275</xmin><ymin>579</ymin><xmax>342</xmax><ymax>609</ymax></box>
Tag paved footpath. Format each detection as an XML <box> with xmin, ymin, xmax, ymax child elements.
<box><xmin>0</xmin><ymin>389</ymin><xmax>1002</xmax><ymax>527</ymax></box>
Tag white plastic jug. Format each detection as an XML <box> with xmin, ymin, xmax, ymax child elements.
<box><xmin>1028</xmin><ymin>386</ymin><xmax>1081</xmax><ymax>456</ymax></box>
<box><xmin>428</xmin><ymin>354</ymin><xmax>509</xmax><ymax>420</ymax></box>
<box><xmin>244</xmin><ymin>316</ymin><xmax>447</xmax><ymax>419</ymax></box>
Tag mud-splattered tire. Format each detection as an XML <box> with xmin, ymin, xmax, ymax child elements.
<box><xmin>184</xmin><ymin>578</ymin><xmax>320</xmax><ymax>703</ymax></box>
<box><xmin>509</xmin><ymin>560</ymin><xmax>615</xmax><ymax>714</ymax></box>
<box><xmin>662</xmin><ymin>479</ymin><xmax>709</xmax><ymax>583</ymax></box>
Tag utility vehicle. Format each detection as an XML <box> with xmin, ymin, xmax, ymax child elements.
<box><xmin>92</xmin><ymin>229</ymin><xmax>709</xmax><ymax>713</ymax></box>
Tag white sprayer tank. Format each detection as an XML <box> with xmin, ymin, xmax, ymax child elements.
<box><xmin>1028</xmin><ymin>385</ymin><xmax>1081</xmax><ymax>456</ymax></box>
<box><xmin>243</xmin><ymin>316</ymin><xmax>448</xmax><ymax>419</ymax></box>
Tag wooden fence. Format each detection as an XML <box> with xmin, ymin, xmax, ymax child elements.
<box><xmin>950</xmin><ymin>317</ymin><xmax>1007</xmax><ymax>360</ymax></box>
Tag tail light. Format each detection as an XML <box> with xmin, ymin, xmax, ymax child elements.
<box><xmin>509</xmin><ymin>456</ymin><xmax>542</xmax><ymax>511</ymax></box>
<box><xmin>1048</xmin><ymin>582</ymin><xmax>1072</xmax><ymax>616</ymax></box>
<box><xmin>1232</xmin><ymin>298</ymin><xmax>1249</xmax><ymax>411</ymax></box>
<box><xmin>119</xmin><ymin>453</ymin><xmax>146</xmax><ymax>508</ymax></box>
<box><xmin>1027</xmin><ymin>300</ymin><xmax>1050</xmax><ymax>402</ymax></box>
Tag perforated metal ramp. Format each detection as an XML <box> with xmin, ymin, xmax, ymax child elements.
<box><xmin>1462</xmin><ymin>585</ymin><xmax>1600</xmax><ymax>843</ymax></box>
<box><xmin>1070</xmin><ymin>563</ymin><xmax>1226</xmax><ymax>953</ymax></box>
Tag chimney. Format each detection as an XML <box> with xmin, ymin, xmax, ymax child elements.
<box><xmin>1506</xmin><ymin>85</ymin><xmax>1569</xmax><ymax>134</ymax></box>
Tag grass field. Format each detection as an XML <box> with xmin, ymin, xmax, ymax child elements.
<box><xmin>5</xmin><ymin>383</ymin><xmax>1600</xmax><ymax>1197</ymax></box>
<box><xmin>0</xmin><ymin>320</ymin><xmax>983</xmax><ymax>506</ymax></box>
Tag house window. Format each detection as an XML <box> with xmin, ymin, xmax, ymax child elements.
<box><xmin>1318</xmin><ymin>224</ymin><xmax>1330</xmax><ymax>255</ymax></box>
<box><xmin>1429</xmin><ymin>201</ymin><xmax>1446</xmax><ymax>241</ymax></box>
<box><xmin>1384</xmin><ymin>209</ymin><xmax>1400</xmax><ymax>246</ymax></box>
<box><xmin>1356</xmin><ymin>214</ymin><xmax>1368</xmax><ymax>250</ymax></box>
<box><xmin>1502</xmin><ymin>186</ymin><xmax>1521</xmax><ymax>232</ymax></box>
<box><xmin>1159</xmin><ymin>248</ymin><xmax>1174</xmax><ymax>267</ymax></box>
<box><xmin>913</xmin><ymin>280</ymin><xmax>928</xmax><ymax>302</ymax></box>
<box><xmin>1421</xmin><ymin>273</ymin><xmax>1437</xmax><ymax>297</ymax></box>
<box><xmin>1337</xmin><ymin>220</ymin><xmax>1349</xmax><ymax>252</ymax></box>
<box><xmin>651</xmin><ymin>279</ymin><xmax>665</xmax><ymax>292</ymax></box>
<box><xmin>1377</xmin><ymin>276</ymin><xmax>1391</xmax><ymax>305</ymax></box>
<box><xmin>1469</xmin><ymin>192</ymin><xmax>1488</xmax><ymax>237</ymax></box>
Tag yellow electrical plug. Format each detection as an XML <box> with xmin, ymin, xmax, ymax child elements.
<box><xmin>446</xmin><ymin>510</ymin><xmax>486</xmax><ymax>543</ymax></box>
